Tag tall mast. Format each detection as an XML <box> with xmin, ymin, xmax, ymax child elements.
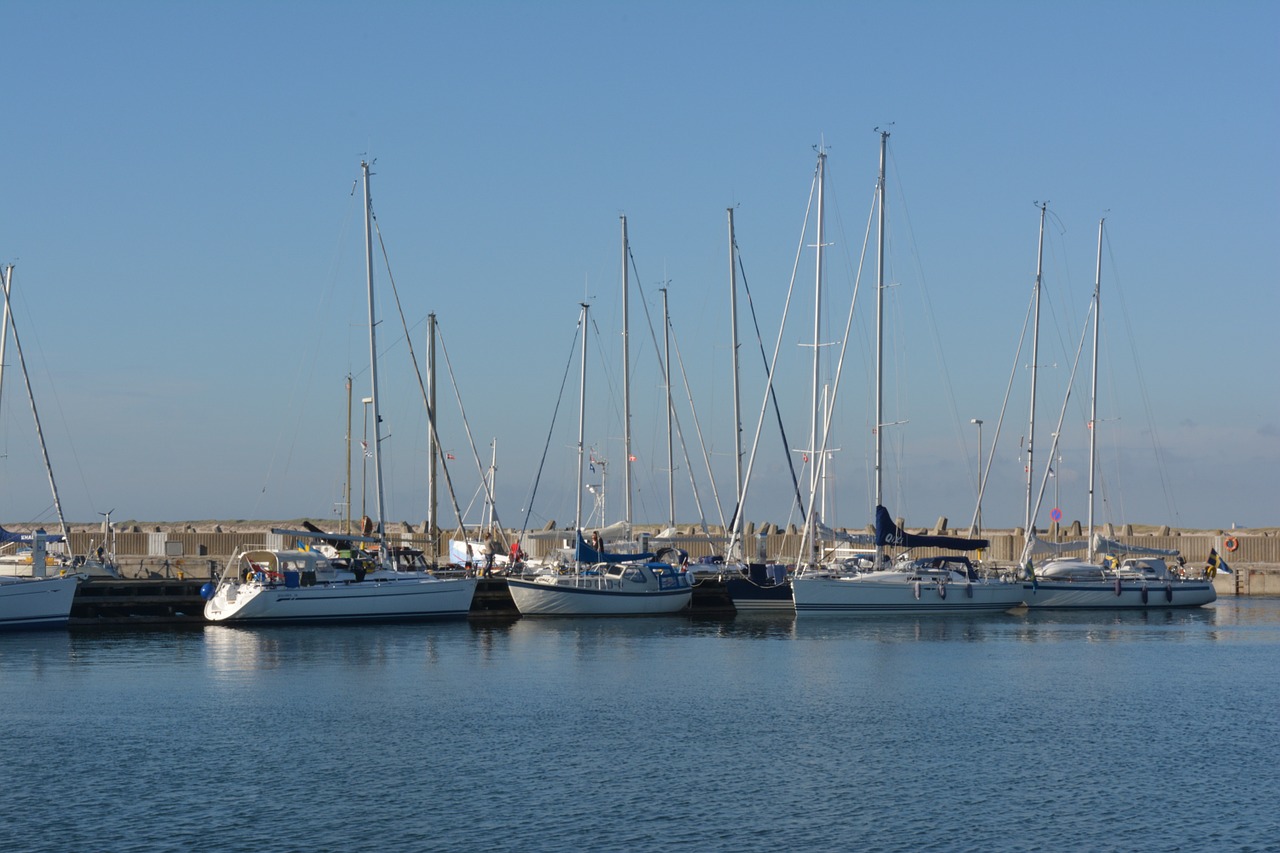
<box><xmin>620</xmin><ymin>215</ymin><xmax>633</xmax><ymax>531</ymax></box>
<box><xmin>662</xmin><ymin>287</ymin><xmax>675</xmax><ymax>528</ymax></box>
<box><xmin>1086</xmin><ymin>218</ymin><xmax>1104</xmax><ymax>560</ymax></box>
<box><xmin>361</xmin><ymin>160</ymin><xmax>388</xmax><ymax>555</ymax></box>
<box><xmin>427</xmin><ymin>312</ymin><xmax>438</xmax><ymax>552</ymax></box>
<box><xmin>874</xmin><ymin>130</ymin><xmax>888</xmax><ymax>563</ymax></box>
<box><xmin>1025</xmin><ymin>202</ymin><xmax>1047</xmax><ymax>532</ymax></box>
<box><xmin>727</xmin><ymin>207</ymin><xmax>744</xmax><ymax>548</ymax></box>
<box><xmin>575</xmin><ymin>303</ymin><xmax>590</xmax><ymax>534</ymax></box>
<box><xmin>345</xmin><ymin>374</ymin><xmax>353</xmax><ymax>534</ymax></box>
<box><xmin>811</xmin><ymin>149</ymin><xmax>826</xmax><ymax>530</ymax></box>
<box><xmin>486</xmin><ymin>439</ymin><xmax>497</xmax><ymax>532</ymax></box>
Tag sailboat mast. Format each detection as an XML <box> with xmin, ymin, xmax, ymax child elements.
<box><xmin>575</xmin><ymin>303</ymin><xmax>590</xmax><ymax>534</ymax></box>
<box><xmin>427</xmin><ymin>312</ymin><xmax>438</xmax><ymax>554</ymax></box>
<box><xmin>361</xmin><ymin>161</ymin><xmax>388</xmax><ymax>553</ymax></box>
<box><xmin>345</xmin><ymin>374</ymin><xmax>353</xmax><ymax>534</ymax></box>
<box><xmin>1025</xmin><ymin>202</ymin><xmax>1047</xmax><ymax>532</ymax></box>
<box><xmin>486</xmin><ymin>439</ymin><xmax>497</xmax><ymax>532</ymax></box>
<box><xmin>727</xmin><ymin>208</ymin><xmax>744</xmax><ymax>547</ymax></box>
<box><xmin>874</xmin><ymin>130</ymin><xmax>888</xmax><ymax>562</ymax></box>
<box><xmin>811</xmin><ymin>150</ymin><xmax>826</xmax><ymax>526</ymax></box>
<box><xmin>620</xmin><ymin>215</ymin><xmax>633</xmax><ymax>531</ymax></box>
<box><xmin>1086</xmin><ymin>218</ymin><xmax>1104</xmax><ymax>560</ymax></box>
<box><xmin>662</xmin><ymin>287</ymin><xmax>675</xmax><ymax>528</ymax></box>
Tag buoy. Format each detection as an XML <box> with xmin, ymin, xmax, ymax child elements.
<box><xmin>965</xmin><ymin>583</ymin><xmax>974</xmax><ymax>598</ymax></box>
<box><xmin>200</xmin><ymin>582</ymin><xmax>215</xmax><ymax>600</ymax></box>
<box><xmin>937</xmin><ymin>582</ymin><xmax>946</xmax><ymax>600</ymax></box>
<box><xmin>1141</xmin><ymin>584</ymin><xmax>1149</xmax><ymax>604</ymax></box>
<box><xmin>1165</xmin><ymin>583</ymin><xmax>1173</xmax><ymax>603</ymax></box>
<box><xmin>1114</xmin><ymin>578</ymin><xmax>1123</xmax><ymax>597</ymax></box>
<box><xmin>913</xmin><ymin>581</ymin><xmax>921</xmax><ymax>600</ymax></box>
<box><xmin>1224</xmin><ymin>537</ymin><xmax>1239</xmax><ymax>552</ymax></box>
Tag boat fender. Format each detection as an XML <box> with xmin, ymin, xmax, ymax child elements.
<box><xmin>937</xmin><ymin>581</ymin><xmax>946</xmax><ymax>600</ymax></box>
<box><xmin>200</xmin><ymin>582</ymin><xmax>215</xmax><ymax>600</ymax></box>
<box><xmin>913</xmin><ymin>581</ymin><xmax>921</xmax><ymax>600</ymax></box>
<box><xmin>965</xmin><ymin>583</ymin><xmax>973</xmax><ymax>598</ymax></box>
<box><xmin>1141</xmin><ymin>584</ymin><xmax>1149</xmax><ymax>604</ymax></box>
<box><xmin>1114</xmin><ymin>578</ymin><xmax>1122</xmax><ymax>597</ymax></box>
<box><xmin>1165</xmin><ymin>583</ymin><xmax>1173</xmax><ymax>603</ymax></box>
<box><xmin>1224</xmin><ymin>537</ymin><xmax>1239</xmax><ymax>552</ymax></box>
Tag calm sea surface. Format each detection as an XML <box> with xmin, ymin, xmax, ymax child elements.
<box><xmin>3</xmin><ymin>599</ymin><xmax>1279</xmax><ymax>853</ymax></box>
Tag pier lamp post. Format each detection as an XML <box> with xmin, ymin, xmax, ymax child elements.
<box><xmin>971</xmin><ymin>418</ymin><xmax>984</xmax><ymax>535</ymax></box>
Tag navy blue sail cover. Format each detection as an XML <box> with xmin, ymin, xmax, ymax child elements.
<box><xmin>874</xmin><ymin>505</ymin><xmax>988</xmax><ymax>551</ymax></box>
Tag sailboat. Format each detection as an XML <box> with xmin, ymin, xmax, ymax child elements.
<box><xmin>790</xmin><ymin>130</ymin><xmax>1025</xmax><ymax>616</ymax></box>
<box><xmin>0</xmin><ymin>265</ymin><xmax>81</xmax><ymax>630</ymax></box>
<box><xmin>0</xmin><ymin>531</ymin><xmax>79</xmax><ymax>630</ymax></box>
<box><xmin>505</xmin><ymin>220</ymin><xmax>692</xmax><ymax>616</ymax></box>
<box><xmin>1020</xmin><ymin>219</ymin><xmax>1214</xmax><ymax>609</ymax></box>
<box><xmin>203</xmin><ymin>162</ymin><xmax>477</xmax><ymax>624</ymax></box>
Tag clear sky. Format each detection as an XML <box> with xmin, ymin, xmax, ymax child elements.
<box><xmin>1</xmin><ymin>1</ymin><xmax>1276</xmax><ymax>534</ymax></box>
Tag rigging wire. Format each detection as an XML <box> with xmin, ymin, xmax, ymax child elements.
<box><xmin>516</xmin><ymin>311</ymin><xmax>584</xmax><ymax>540</ymax></box>
<box><xmin>1104</xmin><ymin>224</ymin><xmax>1181</xmax><ymax>525</ymax></box>
<box><xmin>732</xmin><ymin>155</ymin><xmax>822</xmax><ymax>556</ymax></box>
<box><xmin>252</xmin><ymin>190</ymin><xmax>356</xmax><ymax>518</ymax></box>
<box><xmin>623</xmin><ymin>248</ymin><xmax>717</xmax><ymax>536</ymax></box>
<box><xmin>729</xmin><ymin>235</ymin><xmax>808</xmax><ymax>532</ymax></box>
<box><xmin>369</xmin><ymin>208</ymin><xmax>473</xmax><ymax>540</ymax></box>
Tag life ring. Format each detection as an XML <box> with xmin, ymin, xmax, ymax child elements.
<box><xmin>1224</xmin><ymin>537</ymin><xmax>1239</xmax><ymax>552</ymax></box>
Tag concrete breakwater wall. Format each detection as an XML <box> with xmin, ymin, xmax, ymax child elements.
<box><xmin>53</xmin><ymin>525</ymin><xmax>1280</xmax><ymax>595</ymax></box>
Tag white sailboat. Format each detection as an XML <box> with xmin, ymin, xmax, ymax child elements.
<box><xmin>0</xmin><ymin>531</ymin><xmax>80</xmax><ymax>631</ymax></box>
<box><xmin>506</xmin><ymin>220</ymin><xmax>692</xmax><ymax>616</ymax></box>
<box><xmin>203</xmin><ymin>161</ymin><xmax>477</xmax><ymax>624</ymax></box>
<box><xmin>0</xmin><ymin>265</ymin><xmax>81</xmax><ymax>630</ymax></box>
<box><xmin>791</xmin><ymin>131</ymin><xmax>1024</xmax><ymax>616</ymax></box>
<box><xmin>1020</xmin><ymin>219</ymin><xmax>1214</xmax><ymax>609</ymax></box>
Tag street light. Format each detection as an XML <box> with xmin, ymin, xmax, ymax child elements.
<box><xmin>970</xmin><ymin>419</ymin><xmax>984</xmax><ymax>535</ymax></box>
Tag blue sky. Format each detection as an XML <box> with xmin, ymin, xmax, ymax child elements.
<box><xmin>1</xmin><ymin>1</ymin><xmax>1276</xmax><ymax>533</ymax></box>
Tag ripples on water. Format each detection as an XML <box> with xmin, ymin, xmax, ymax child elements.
<box><xmin>2</xmin><ymin>600</ymin><xmax>1278</xmax><ymax>852</ymax></box>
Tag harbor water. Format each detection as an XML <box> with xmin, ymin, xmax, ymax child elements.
<box><xmin>4</xmin><ymin>600</ymin><xmax>1279</xmax><ymax>853</ymax></box>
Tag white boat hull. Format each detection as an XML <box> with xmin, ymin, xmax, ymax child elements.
<box><xmin>506</xmin><ymin>576</ymin><xmax>691</xmax><ymax>616</ymax></box>
<box><xmin>792</xmin><ymin>574</ymin><xmax>1024</xmax><ymax>615</ymax></box>
<box><xmin>1022</xmin><ymin>580</ymin><xmax>1216</xmax><ymax>609</ymax></box>
<box><xmin>204</xmin><ymin>576</ymin><xmax>477</xmax><ymax>623</ymax></box>
<box><xmin>0</xmin><ymin>575</ymin><xmax>80</xmax><ymax>630</ymax></box>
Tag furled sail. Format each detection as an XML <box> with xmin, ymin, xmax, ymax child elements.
<box><xmin>874</xmin><ymin>505</ymin><xmax>988</xmax><ymax>551</ymax></box>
